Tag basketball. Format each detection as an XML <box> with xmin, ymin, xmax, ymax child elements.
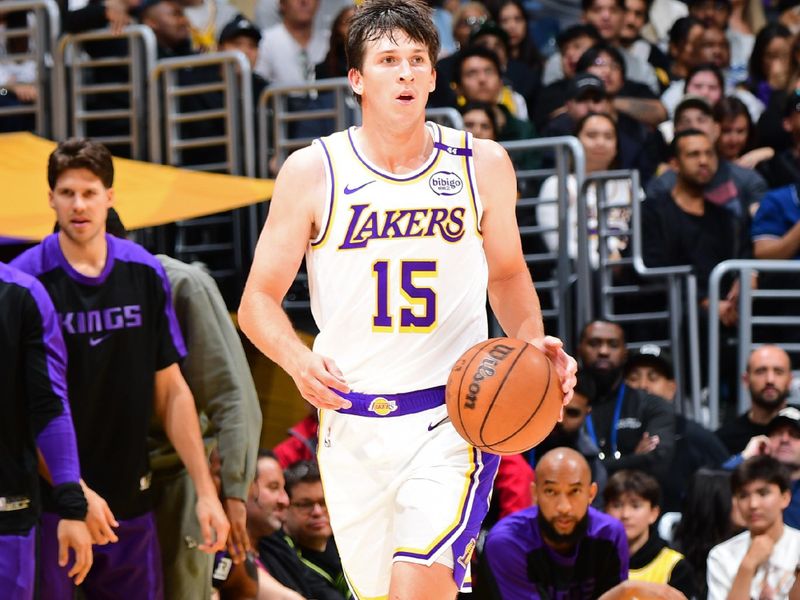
<box><xmin>445</xmin><ymin>338</ymin><xmax>563</xmax><ymax>455</ymax></box>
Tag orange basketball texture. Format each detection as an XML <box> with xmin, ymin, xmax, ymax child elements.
<box><xmin>445</xmin><ymin>338</ymin><xmax>563</xmax><ymax>455</ymax></box>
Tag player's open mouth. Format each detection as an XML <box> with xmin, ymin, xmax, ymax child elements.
<box><xmin>396</xmin><ymin>93</ymin><xmax>415</xmax><ymax>103</ymax></box>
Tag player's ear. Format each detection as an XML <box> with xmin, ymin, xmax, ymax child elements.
<box><xmin>48</xmin><ymin>189</ymin><xmax>55</xmax><ymax>208</ymax></box>
<box><xmin>429</xmin><ymin>68</ymin><xmax>436</xmax><ymax>93</ymax></box>
<box><xmin>588</xmin><ymin>481</ymin><xmax>598</xmax><ymax>503</ymax></box>
<box><xmin>348</xmin><ymin>67</ymin><xmax>363</xmax><ymax>96</ymax></box>
<box><xmin>107</xmin><ymin>187</ymin><xmax>115</xmax><ymax>206</ymax></box>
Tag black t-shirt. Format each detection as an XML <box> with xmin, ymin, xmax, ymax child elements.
<box><xmin>715</xmin><ymin>412</ymin><xmax>769</xmax><ymax>455</ymax></box>
<box><xmin>12</xmin><ymin>234</ymin><xmax>185</xmax><ymax>518</ymax></box>
<box><xmin>0</xmin><ymin>263</ymin><xmax>70</xmax><ymax>533</ymax></box>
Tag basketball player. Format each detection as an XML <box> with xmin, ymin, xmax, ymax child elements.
<box><xmin>11</xmin><ymin>138</ymin><xmax>229</xmax><ymax>598</ymax></box>
<box><xmin>238</xmin><ymin>1</ymin><xmax>577</xmax><ymax>598</ymax></box>
<box><xmin>0</xmin><ymin>261</ymin><xmax>92</xmax><ymax>599</ymax></box>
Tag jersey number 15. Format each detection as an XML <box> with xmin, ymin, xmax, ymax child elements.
<box><xmin>372</xmin><ymin>260</ymin><xmax>437</xmax><ymax>333</ymax></box>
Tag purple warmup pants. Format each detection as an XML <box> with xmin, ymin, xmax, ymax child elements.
<box><xmin>0</xmin><ymin>526</ymin><xmax>36</xmax><ymax>600</ymax></box>
<box><xmin>39</xmin><ymin>511</ymin><xmax>164</xmax><ymax>599</ymax></box>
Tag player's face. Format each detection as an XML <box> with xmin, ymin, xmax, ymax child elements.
<box><xmin>285</xmin><ymin>481</ymin><xmax>332</xmax><ymax>548</ymax></box>
<box><xmin>745</xmin><ymin>347</ymin><xmax>792</xmax><ymax>410</ymax></box>
<box><xmin>578</xmin><ymin>322</ymin><xmax>627</xmax><ymax>374</ymax></box>
<box><xmin>348</xmin><ymin>31</ymin><xmax>435</xmax><ymax>118</ymax></box>
<box><xmin>585</xmin><ymin>0</ymin><xmax>623</xmax><ymax>42</ymax></box>
<box><xmin>605</xmin><ymin>492</ymin><xmax>658</xmax><ymax>545</ymax></box>
<box><xmin>733</xmin><ymin>479</ymin><xmax>790</xmax><ymax>536</ymax></box>
<box><xmin>625</xmin><ymin>365</ymin><xmax>676</xmax><ymax>401</ymax></box>
<box><xmin>717</xmin><ymin>114</ymin><xmax>750</xmax><ymax>160</ymax></box>
<box><xmin>769</xmin><ymin>424</ymin><xmax>800</xmax><ymax>468</ymax></box>
<box><xmin>247</xmin><ymin>457</ymin><xmax>289</xmax><ymax>536</ymax></box>
<box><xmin>673</xmin><ymin>133</ymin><xmax>717</xmax><ymax>186</ymax></box>
<box><xmin>49</xmin><ymin>168</ymin><xmax>114</xmax><ymax>246</ymax></box>
<box><xmin>457</xmin><ymin>56</ymin><xmax>502</xmax><ymax>105</ymax></box>
<box><xmin>536</xmin><ymin>466</ymin><xmax>596</xmax><ymax>541</ymax></box>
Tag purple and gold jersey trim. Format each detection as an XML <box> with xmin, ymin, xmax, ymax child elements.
<box><xmin>346</xmin><ymin>123</ymin><xmax>443</xmax><ymax>183</ymax></box>
<box><xmin>462</xmin><ymin>132</ymin><xmax>482</xmax><ymax>236</ymax></box>
<box><xmin>310</xmin><ymin>137</ymin><xmax>337</xmax><ymax>249</ymax></box>
<box><xmin>393</xmin><ymin>448</ymin><xmax>499</xmax><ymax>590</ymax></box>
<box><xmin>333</xmin><ymin>385</ymin><xmax>445</xmax><ymax>418</ymax></box>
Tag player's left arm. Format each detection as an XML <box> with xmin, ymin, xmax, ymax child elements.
<box><xmin>474</xmin><ymin>137</ymin><xmax>577</xmax><ymax>404</ymax></box>
<box><xmin>154</xmin><ymin>363</ymin><xmax>230</xmax><ymax>553</ymax></box>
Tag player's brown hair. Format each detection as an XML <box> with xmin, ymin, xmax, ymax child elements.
<box><xmin>346</xmin><ymin>0</ymin><xmax>440</xmax><ymax>78</ymax></box>
<box><xmin>47</xmin><ymin>138</ymin><xmax>114</xmax><ymax>190</ymax></box>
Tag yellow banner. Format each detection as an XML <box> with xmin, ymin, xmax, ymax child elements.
<box><xmin>0</xmin><ymin>133</ymin><xmax>273</xmax><ymax>240</ymax></box>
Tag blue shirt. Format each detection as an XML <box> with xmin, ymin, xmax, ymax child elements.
<box><xmin>484</xmin><ymin>506</ymin><xmax>629</xmax><ymax>600</ymax></box>
<box><xmin>786</xmin><ymin>479</ymin><xmax>800</xmax><ymax>530</ymax></box>
<box><xmin>751</xmin><ymin>184</ymin><xmax>800</xmax><ymax>259</ymax></box>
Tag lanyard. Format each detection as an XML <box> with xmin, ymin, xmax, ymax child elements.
<box><xmin>585</xmin><ymin>383</ymin><xmax>626</xmax><ymax>460</ymax></box>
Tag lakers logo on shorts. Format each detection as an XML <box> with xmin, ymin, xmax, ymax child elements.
<box><xmin>368</xmin><ymin>397</ymin><xmax>398</xmax><ymax>416</ymax></box>
<box><xmin>457</xmin><ymin>538</ymin><xmax>477</xmax><ymax>569</ymax></box>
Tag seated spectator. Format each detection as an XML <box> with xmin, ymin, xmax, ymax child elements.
<box><xmin>722</xmin><ymin>406</ymin><xmax>800</xmax><ymax>529</ymax></box>
<box><xmin>649</xmin><ymin>97</ymin><xmax>766</xmax><ymax>227</ymax></box>
<box><xmin>483</xmin><ymin>448</ymin><xmax>629</xmax><ymax>598</ymax></box>
<box><xmin>624</xmin><ymin>345</ymin><xmax>729</xmax><ymax>512</ymax></box>
<box><xmin>757</xmin><ymin>89</ymin><xmax>800</xmax><ymax>189</ymax></box>
<box><xmin>641</xmin><ymin>0</ymin><xmax>688</xmax><ymax>50</ymax></box>
<box><xmin>619</xmin><ymin>0</ymin><xmax>671</xmax><ymax>91</ymax></box>
<box><xmin>245</xmin><ymin>450</ymin><xmax>306</xmax><ymax>599</ymax></box>
<box><xmin>460</xmin><ymin>100</ymin><xmax>500</xmax><ymax>140</ymax></box>
<box><xmin>672</xmin><ymin>469</ymin><xmax>745</xmax><ymax>598</ymax></box>
<box><xmin>533</xmin><ymin>24</ymin><xmax>602</xmax><ymax>128</ymax></box>
<box><xmin>726</xmin><ymin>0</ymin><xmax>766</xmax><ymax>84</ymax></box>
<box><xmin>666</xmin><ymin>16</ymin><xmax>705</xmax><ymax>83</ymax></box>
<box><xmin>604</xmin><ymin>470</ymin><xmax>696</xmax><ymax>597</ymax></box>
<box><xmin>542</xmin><ymin>0</ymin><xmax>661</xmax><ymax>95</ymax></box>
<box><xmin>745</xmin><ymin>23</ymin><xmax>793</xmax><ymax>108</ymax></box>
<box><xmin>218</xmin><ymin>16</ymin><xmax>269</xmax><ymax>98</ymax></box>
<box><xmin>282</xmin><ymin>461</ymin><xmax>348</xmax><ymax>599</ymax></box>
<box><xmin>716</xmin><ymin>346</ymin><xmax>793</xmax><ymax>454</ymax></box>
<box><xmin>538</xmin><ymin>112</ymin><xmax>638</xmax><ymax>267</ymax></box>
<box><xmin>179</xmin><ymin>0</ymin><xmax>239</xmax><ymax>52</ymax></box>
<box><xmin>577</xmin><ymin>320</ymin><xmax>676</xmax><ymax>486</ymax></box>
<box><xmin>314</xmin><ymin>5</ymin><xmax>354</xmax><ymax>79</ymax></box>
<box><xmin>531</xmin><ymin>370</ymin><xmax>609</xmax><ymax>505</ymax></box>
<box><xmin>0</xmin><ymin>11</ymin><xmax>37</xmax><ymax>133</ymax></box>
<box><xmin>714</xmin><ymin>95</ymin><xmax>775</xmax><ymax>169</ymax></box>
<box><xmin>254</xmin><ymin>0</ymin><xmax>328</xmax><ymax>87</ymax></box>
<box><xmin>706</xmin><ymin>456</ymin><xmax>800</xmax><ymax>599</ymax></box>
<box><xmin>754</xmin><ymin>68</ymin><xmax>800</xmax><ymax>156</ymax></box>
<box><xmin>493</xmin><ymin>0</ymin><xmax>542</xmax><ymax>73</ymax></box>
<box><xmin>752</xmin><ymin>182</ymin><xmax>800</xmax><ymax>260</ymax></box>
<box><xmin>576</xmin><ymin>42</ymin><xmax>668</xmax><ymax>127</ymax></box>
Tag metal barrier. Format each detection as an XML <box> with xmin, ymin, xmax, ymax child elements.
<box><xmin>425</xmin><ymin>107</ymin><xmax>464</xmax><ymax>130</ymax></box>
<box><xmin>500</xmin><ymin>136</ymin><xmax>587</xmax><ymax>348</ymax></box>
<box><xmin>53</xmin><ymin>25</ymin><xmax>157</xmax><ymax>159</ymax></box>
<box><xmin>257</xmin><ymin>77</ymin><xmax>357</xmax><ymax>178</ymax></box>
<box><xmin>708</xmin><ymin>260</ymin><xmax>800</xmax><ymax>427</ymax></box>
<box><xmin>0</xmin><ymin>0</ymin><xmax>58</xmax><ymax>137</ymax></box>
<box><xmin>148</xmin><ymin>51</ymin><xmax>256</xmax><ymax>299</ymax></box>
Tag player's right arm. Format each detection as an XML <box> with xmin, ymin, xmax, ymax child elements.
<box><xmin>239</xmin><ymin>146</ymin><xmax>350</xmax><ymax>410</ymax></box>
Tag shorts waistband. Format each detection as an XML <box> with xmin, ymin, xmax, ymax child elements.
<box><xmin>334</xmin><ymin>386</ymin><xmax>445</xmax><ymax>418</ymax></box>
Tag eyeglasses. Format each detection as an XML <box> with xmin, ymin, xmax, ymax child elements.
<box><xmin>591</xmin><ymin>58</ymin><xmax>622</xmax><ymax>71</ymax></box>
<box><xmin>290</xmin><ymin>499</ymin><xmax>327</xmax><ymax>513</ymax></box>
<box><xmin>458</xmin><ymin>15</ymin><xmax>487</xmax><ymax>28</ymax></box>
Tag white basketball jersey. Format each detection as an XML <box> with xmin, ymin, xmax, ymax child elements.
<box><xmin>307</xmin><ymin>123</ymin><xmax>489</xmax><ymax>393</ymax></box>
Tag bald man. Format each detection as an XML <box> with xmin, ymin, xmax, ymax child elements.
<box><xmin>483</xmin><ymin>448</ymin><xmax>629</xmax><ymax>599</ymax></box>
<box><xmin>716</xmin><ymin>346</ymin><xmax>794</xmax><ymax>455</ymax></box>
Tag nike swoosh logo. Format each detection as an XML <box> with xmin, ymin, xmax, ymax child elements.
<box><xmin>89</xmin><ymin>334</ymin><xmax>111</xmax><ymax>347</ymax></box>
<box><xmin>428</xmin><ymin>416</ymin><xmax>450</xmax><ymax>432</ymax></box>
<box><xmin>343</xmin><ymin>181</ymin><xmax>375</xmax><ymax>195</ymax></box>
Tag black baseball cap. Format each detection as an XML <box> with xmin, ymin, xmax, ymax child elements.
<box><xmin>675</xmin><ymin>94</ymin><xmax>713</xmax><ymax>121</ymax></box>
<box><xmin>568</xmin><ymin>73</ymin><xmax>607</xmax><ymax>101</ymax></box>
<box><xmin>469</xmin><ymin>20</ymin><xmax>510</xmax><ymax>48</ymax></box>
<box><xmin>625</xmin><ymin>344</ymin><xmax>674</xmax><ymax>380</ymax></box>
<box><xmin>767</xmin><ymin>405</ymin><xmax>800</xmax><ymax>434</ymax></box>
<box><xmin>218</xmin><ymin>16</ymin><xmax>262</xmax><ymax>45</ymax></box>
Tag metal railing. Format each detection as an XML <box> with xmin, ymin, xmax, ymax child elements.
<box><xmin>621</xmin><ymin>183</ymin><xmax>702</xmax><ymax>417</ymax></box>
<box><xmin>425</xmin><ymin>107</ymin><xmax>464</xmax><ymax>130</ymax></box>
<box><xmin>53</xmin><ymin>25</ymin><xmax>157</xmax><ymax>159</ymax></box>
<box><xmin>148</xmin><ymin>51</ymin><xmax>256</xmax><ymax>297</ymax></box>
<box><xmin>0</xmin><ymin>0</ymin><xmax>59</xmax><ymax>137</ymax></box>
<box><xmin>708</xmin><ymin>260</ymin><xmax>800</xmax><ymax>427</ymax></box>
<box><xmin>257</xmin><ymin>77</ymin><xmax>357</xmax><ymax>177</ymax></box>
<box><xmin>500</xmin><ymin>136</ymin><xmax>587</xmax><ymax>348</ymax></box>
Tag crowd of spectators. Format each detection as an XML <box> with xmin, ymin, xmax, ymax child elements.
<box><xmin>3</xmin><ymin>0</ymin><xmax>800</xmax><ymax>598</ymax></box>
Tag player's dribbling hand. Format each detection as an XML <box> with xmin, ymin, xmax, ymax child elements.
<box><xmin>196</xmin><ymin>494</ymin><xmax>230</xmax><ymax>553</ymax></box>
<box><xmin>223</xmin><ymin>497</ymin><xmax>251</xmax><ymax>564</ymax></box>
<box><xmin>531</xmin><ymin>336</ymin><xmax>578</xmax><ymax>418</ymax></box>
<box><xmin>80</xmin><ymin>480</ymin><xmax>119</xmax><ymax>545</ymax></box>
<box><xmin>291</xmin><ymin>351</ymin><xmax>351</xmax><ymax>410</ymax></box>
<box><xmin>57</xmin><ymin>519</ymin><xmax>93</xmax><ymax>585</ymax></box>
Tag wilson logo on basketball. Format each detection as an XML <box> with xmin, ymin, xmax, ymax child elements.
<box><xmin>428</xmin><ymin>171</ymin><xmax>463</xmax><ymax>196</ymax></box>
<box><xmin>464</xmin><ymin>344</ymin><xmax>514</xmax><ymax>409</ymax></box>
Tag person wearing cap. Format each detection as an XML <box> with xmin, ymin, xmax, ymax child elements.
<box><xmin>624</xmin><ymin>344</ymin><xmax>730</xmax><ymax>512</ymax></box>
<box><xmin>218</xmin><ymin>16</ymin><xmax>269</xmax><ymax>101</ymax></box>
<box><xmin>721</xmin><ymin>405</ymin><xmax>800</xmax><ymax>529</ymax></box>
